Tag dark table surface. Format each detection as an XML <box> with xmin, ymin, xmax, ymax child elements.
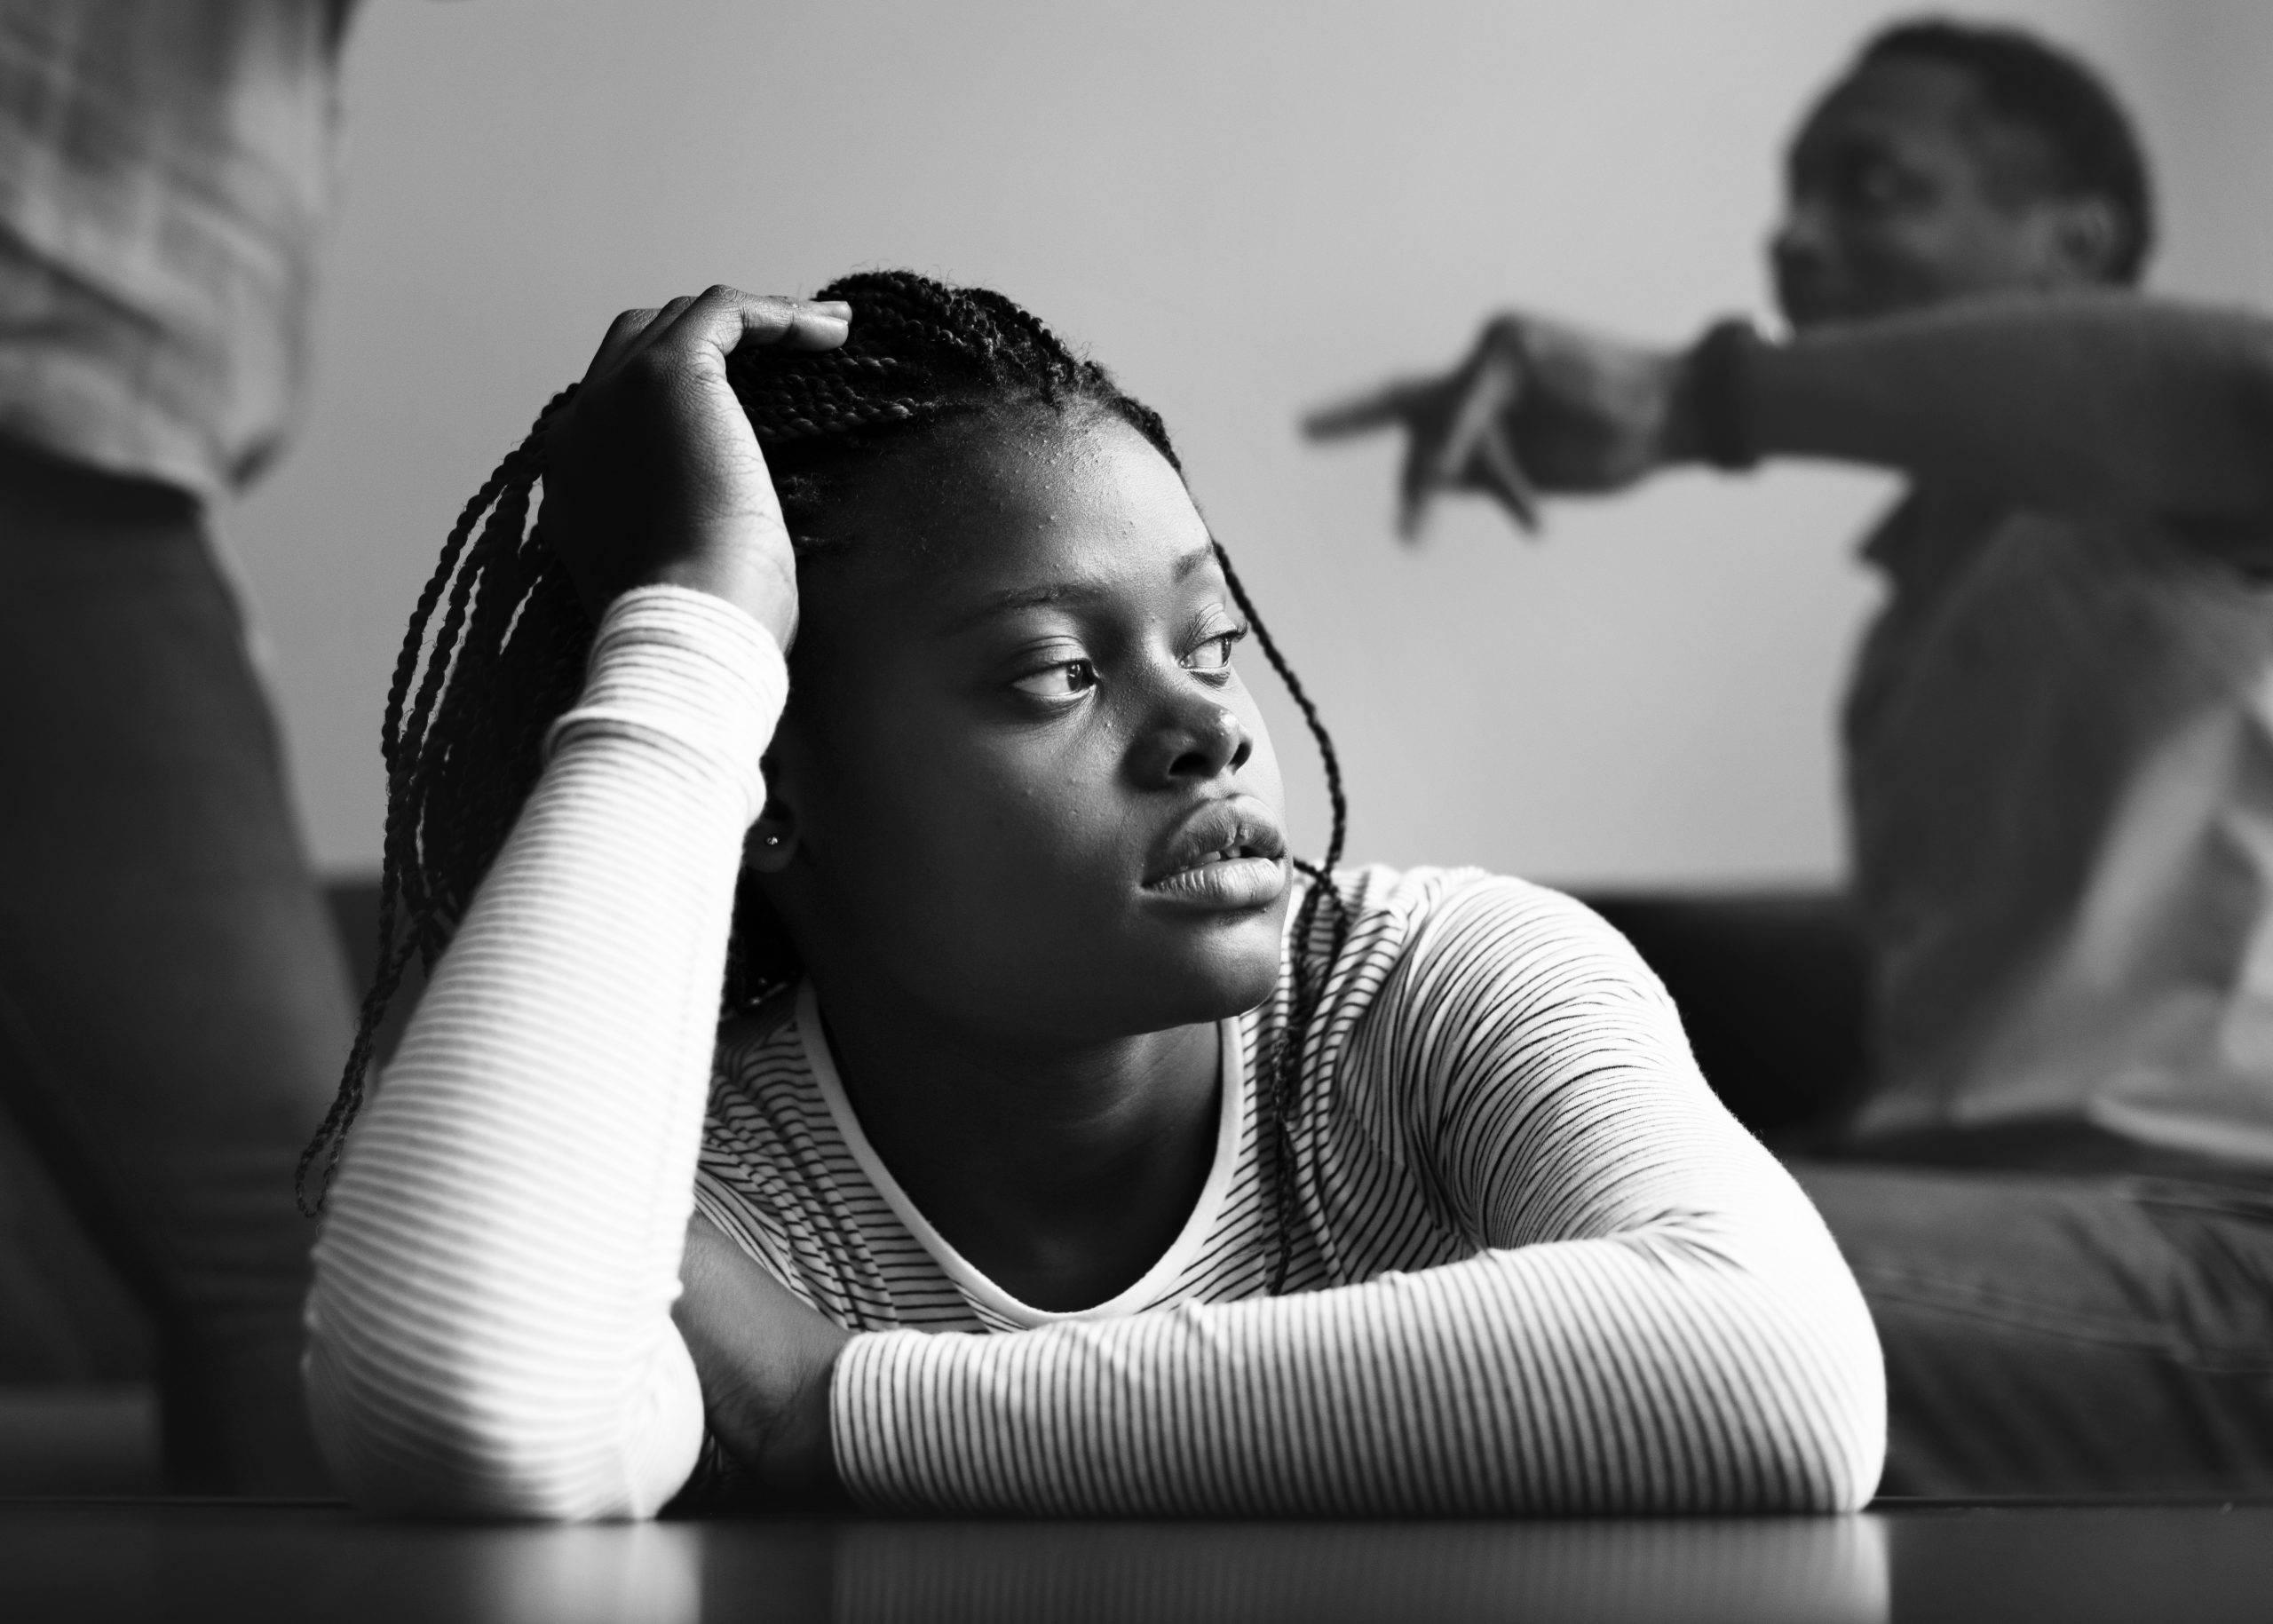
<box><xmin>3</xmin><ymin>1497</ymin><xmax>2268</xmax><ymax>1623</ymax></box>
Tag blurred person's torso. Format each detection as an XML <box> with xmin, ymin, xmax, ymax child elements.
<box><xmin>1846</xmin><ymin>486</ymin><xmax>2273</xmax><ymax>1164</ymax></box>
<box><xmin>0</xmin><ymin>0</ymin><xmax>342</xmax><ymax>499</ymax></box>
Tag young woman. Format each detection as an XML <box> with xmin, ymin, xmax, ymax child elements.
<box><xmin>300</xmin><ymin>277</ymin><xmax>1883</xmax><ymax>1520</ymax></box>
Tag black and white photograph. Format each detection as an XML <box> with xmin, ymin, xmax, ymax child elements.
<box><xmin>2</xmin><ymin>3</ymin><xmax>2270</xmax><ymax>1620</ymax></box>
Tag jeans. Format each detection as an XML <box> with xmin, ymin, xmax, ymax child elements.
<box><xmin>0</xmin><ymin>442</ymin><xmax>352</xmax><ymax>1493</ymax></box>
<box><xmin>1791</xmin><ymin>1129</ymin><xmax>2273</xmax><ymax>1497</ymax></box>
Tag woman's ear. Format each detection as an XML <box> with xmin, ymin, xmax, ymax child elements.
<box><xmin>744</xmin><ymin>797</ymin><xmax>799</xmax><ymax>874</ymax></box>
<box><xmin>743</xmin><ymin>743</ymin><xmax>804</xmax><ymax>874</ymax></box>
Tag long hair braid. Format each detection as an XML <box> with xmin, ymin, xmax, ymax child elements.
<box><xmin>1215</xmin><ymin>543</ymin><xmax>1352</xmax><ymax>1294</ymax></box>
<box><xmin>297</xmin><ymin>272</ymin><xmax>1350</xmax><ymax>1299</ymax></box>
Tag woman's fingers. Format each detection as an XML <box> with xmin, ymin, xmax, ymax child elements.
<box><xmin>586</xmin><ymin>304</ymin><xmax>673</xmax><ymax>379</ymax></box>
<box><xmin>774</xmin><ymin>297</ymin><xmax>854</xmax><ymax>351</ymax></box>
<box><xmin>652</xmin><ymin>286</ymin><xmax>850</xmax><ymax>369</ymax></box>
<box><xmin>585</xmin><ymin>289</ymin><xmax>850</xmax><ymax>387</ymax></box>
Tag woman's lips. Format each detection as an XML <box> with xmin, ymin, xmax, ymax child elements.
<box><xmin>1142</xmin><ymin>796</ymin><xmax>1290</xmax><ymax>911</ymax></box>
<box><xmin>1142</xmin><ymin>852</ymin><xmax>1289</xmax><ymax>911</ymax></box>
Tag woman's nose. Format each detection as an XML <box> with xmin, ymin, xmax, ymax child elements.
<box><xmin>1145</xmin><ymin>697</ymin><xmax>1252</xmax><ymax>785</ymax></box>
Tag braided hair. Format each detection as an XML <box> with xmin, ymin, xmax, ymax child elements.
<box><xmin>296</xmin><ymin>271</ymin><xmax>1350</xmax><ymax>1292</ymax></box>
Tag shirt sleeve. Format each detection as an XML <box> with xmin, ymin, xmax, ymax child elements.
<box><xmin>301</xmin><ymin>585</ymin><xmax>787</xmax><ymax>1520</ymax></box>
<box><xmin>1753</xmin><ymin>293</ymin><xmax>2273</xmax><ymax>531</ymax></box>
<box><xmin>828</xmin><ymin>874</ymin><xmax>1885</xmax><ymax>1515</ymax></box>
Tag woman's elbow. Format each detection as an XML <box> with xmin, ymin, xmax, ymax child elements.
<box><xmin>1740</xmin><ymin>1274</ymin><xmax>1887</xmax><ymax>1512</ymax></box>
<box><xmin>301</xmin><ymin>1323</ymin><xmax>677</xmax><ymax>1522</ymax></box>
<box><xmin>1634</xmin><ymin>1230</ymin><xmax>1885</xmax><ymax>1512</ymax></box>
<box><xmin>1759</xmin><ymin>1377</ymin><xmax>1886</xmax><ymax>1513</ymax></box>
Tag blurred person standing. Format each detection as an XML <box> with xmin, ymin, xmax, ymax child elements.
<box><xmin>1313</xmin><ymin>19</ymin><xmax>2273</xmax><ymax>1495</ymax></box>
<box><xmin>0</xmin><ymin>1</ymin><xmax>358</xmax><ymax>1492</ymax></box>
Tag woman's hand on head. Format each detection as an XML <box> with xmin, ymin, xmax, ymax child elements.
<box><xmin>540</xmin><ymin>286</ymin><xmax>850</xmax><ymax>648</ymax></box>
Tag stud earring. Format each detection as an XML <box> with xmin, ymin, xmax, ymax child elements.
<box><xmin>763</xmin><ymin>834</ymin><xmax>781</xmax><ymax>848</ymax></box>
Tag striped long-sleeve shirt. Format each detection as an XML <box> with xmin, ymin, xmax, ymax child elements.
<box><xmin>303</xmin><ymin>585</ymin><xmax>1885</xmax><ymax>1521</ymax></box>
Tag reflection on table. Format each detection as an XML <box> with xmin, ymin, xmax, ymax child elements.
<box><xmin>3</xmin><ymin>1499</ymin><xmax>2269</xmax><ymax>1623</ymax></box>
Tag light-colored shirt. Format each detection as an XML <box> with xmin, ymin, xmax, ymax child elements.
<box><xmin>1846</xmin><ymin>486</ymin><xmax>2273</xmax><ymax>1163</ymax></box>
<box><xmin>0</xmin><ymin>1</ymin><xmax>344</xmax><ymax>498</ymax></box>
<box><xmin>303</xmin><ymin>585</ymin><xmax>1883</xmax><ymax>1521</ymax></box>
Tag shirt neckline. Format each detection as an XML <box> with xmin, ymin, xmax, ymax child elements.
<box><xmin>793</xmin><ymin>980</ymin><xmax>1246</xmax><ymax>1327</ymax></box>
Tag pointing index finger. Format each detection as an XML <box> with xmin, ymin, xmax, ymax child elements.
<box><xmin>1302</xmin><ymin>378</ymin><xmax>1435</xmax><ymax>441</ymax></box>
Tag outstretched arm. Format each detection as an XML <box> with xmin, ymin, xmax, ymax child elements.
<box><xmin>1310</xmin><ymin>293</ymin><xmax>2273</xmax><ymax>539</ymax></box>
<box><xmin>821</xmin><ymin>878</ymin><xmax>1884</xmax><ymax>1515</ymax></box>
<box><xmin>1747</xmin><ymin>296</ymin><xmax>2273</xmax><ymax>522</ymax></box>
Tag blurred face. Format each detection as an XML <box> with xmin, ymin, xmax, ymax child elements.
<box><xmin>758</xmin><ymin>411</ymin><xmax>1291</xmax><ymax>1047</ymax></box>
<box><xmin>1772</xmin><ymin>56</ymin><xmax>2102</xmax><ymax>329</ymax></box>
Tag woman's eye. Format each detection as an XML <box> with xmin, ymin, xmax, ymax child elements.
<box><xmin>1184</xmin><ymin>627</ymin><xmax>1247</xmax><ymax>675</ymax></box>
<box><xmin>1010</xmin><ymin>660</ymin><xmax>1098</xmax><ymax>700</ymax></box>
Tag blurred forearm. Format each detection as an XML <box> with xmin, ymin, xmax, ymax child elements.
<box><xmin>1740</xmin><ymin>293</ymin><xmax>2273</xmax><ymax>524</ymax></box>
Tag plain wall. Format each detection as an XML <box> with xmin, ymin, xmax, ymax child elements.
<box><xmin>224</xmin><ymin>0</ymin><xmax>2273</xmax><ymax>888</ymax></box>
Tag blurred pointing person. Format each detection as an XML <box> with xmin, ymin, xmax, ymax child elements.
<box><xmin>1312</xmin><ymin>19</ymin><xmax>2273</xmax><ymax>1494</ymax></box>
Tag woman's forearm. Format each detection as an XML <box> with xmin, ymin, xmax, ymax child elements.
<box><xmin>832</xmin><ymin>1218</ymin><xmax>1881</xmax><ymax>1516</ymax></box>
<box><xmin>1744</xmin><ymin>293</ymin><xmax>2273</xmax><ymax>522</ymax></box>
<box><xmin>302</xmin><ymin>587</ymin><xmax>786</xmax><ymax>1519</ymax></box>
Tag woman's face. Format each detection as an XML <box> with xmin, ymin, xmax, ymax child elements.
<box><xmin>757</xmin><ymin>411</ymin><xmax>1291</xmax><ymax>1046</ymax></box>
